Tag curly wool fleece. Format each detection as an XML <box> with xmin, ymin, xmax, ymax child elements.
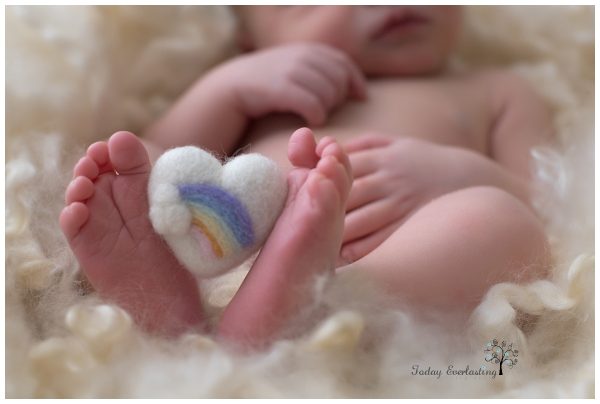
<box><xmin>5</xmin><ymin>5</ymin><xmax>594</xmax><ymax>398</ymax></box>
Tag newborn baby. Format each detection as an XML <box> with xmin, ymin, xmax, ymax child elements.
<box><xmin>59</xmin><ymin>6</ymin><xmax>553</xmax><ymax>349</ymax></box>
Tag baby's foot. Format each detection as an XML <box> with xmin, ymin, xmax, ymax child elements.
<box><xmin>218</xmin><ymin>128</ymin><xmax>352</xmax><ymax>348</ymax></box>
<box><xmin>60</xmin><ymin>131</ymin><xmax>204</xmax><ymax>336</ymax></box>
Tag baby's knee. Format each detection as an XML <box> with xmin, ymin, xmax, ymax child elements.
<box><xmin>448</xmin><ymin>186</ymin><xmax>543</xmax><ymax>241</ymax></box>
<box><xmin>448</xmin><ymin>186</ymin><xmax>551</xmax><ymax>279</ymax></box>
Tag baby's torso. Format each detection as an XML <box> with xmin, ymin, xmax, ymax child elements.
<box><xmin>242</xmin><ymin>73</ymin><xmax>494</xmax><ymax>169</ymax></box>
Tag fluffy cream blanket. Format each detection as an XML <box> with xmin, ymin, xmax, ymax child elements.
<box><xmin>6</xmin><ymin>5</ymin><xmax>594</xmax><ymax>398</ymax></box>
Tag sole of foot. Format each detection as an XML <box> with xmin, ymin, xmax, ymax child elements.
<box><xmin>60</xmin><ymin>131</ymin><xmax>204</xmax><ymax>336</ymax></box>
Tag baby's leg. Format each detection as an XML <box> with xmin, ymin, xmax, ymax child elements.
<box><xmin>218</xmin><ymin>128</ymin><xmax>352</xmax><ymax>349</ymax></box>
<box><xmin>340</xmin><ymin>186</ymin><xmax>551</xmax><ymax>314</ymax></box>
<box><xmin>60</xmin><ymin>131</ymin><xmax>204</xmax><ymax>336</ymax></box>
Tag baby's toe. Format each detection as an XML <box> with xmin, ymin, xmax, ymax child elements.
<box><xmin>87</xmin><ymin>141</ymin><xmax>114</xmax><ymax>174</ymax></box>
<box><xmin>288</xmin><ymin>127</ymin><xmax>319</xmax><ymax>168</ymax></box>
<box><xmin>59</xmin><ymin>202</ymin><xmax>90</xmax><ymax>239</ymax></box>
<box><xmin>108</xmin><ymin>131</ymin><xmax>151</xmax><ymax>175</ymax></box>
<box><xmin>315</xmin><ymin>154</ymin><xmax>351</xmax><ymax>202</ymax></box>
<box><xmin>65</xmin><ymin>176</ymin><xmax>95</xmax><ymax>204</ymax></box>
<box><xmin>87</xmin><ymin>141</ymin><xmax>109</xmax><ymax>165</ymax></box>
<box><xmin>320</xmin><ymin>142</ymin><xmax>352</xmax><ymax>184</ymax></box>
<box><xmin>316</xmin><ymin>136</ymin><xmax>337</xmax><ymax>157</ymax></box>
<box><xmin>73</xmin><ymin>156</ymin><xmax>100</xmax><ymax>179</ymax></box>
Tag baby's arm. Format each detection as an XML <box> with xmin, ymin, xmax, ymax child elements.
<box><xmin>486</xmin><ymin>71</ymin><xmax>555</xmax><ymax>191</ymax></box>
<box><xmin>143</xmin><ymin>43</ymin><xmax>365</xmax><ymax>156</ymax></box>
<box><xmin>340</xmin><ymin>75</ymin><xmax>554</xmax><ymax>262</ymax></box>
<box><xmin>143</xmin><ymin>68</ymin><xmax>247</xmax><ymax>156</ymax></box>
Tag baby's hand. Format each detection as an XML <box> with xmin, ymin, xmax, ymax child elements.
<box><xmin>340</xmin><ymin>135</ymin><xmax>472</xmax><ymax>263</ymax></box>
<box><xmin>213</xmin><ymin>43</ymin><xmax>367</xmax><ymax>126</ymax></box>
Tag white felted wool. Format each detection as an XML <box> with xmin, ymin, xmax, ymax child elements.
<box><xmin>149</xmin><ymin>146</ymin><xmax>287</xmax><ymax>278</ymax></box>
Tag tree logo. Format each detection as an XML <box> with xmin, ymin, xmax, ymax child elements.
<box><xmin>483</xmin><ymin>339</ymin><xmax>518</xmax><ymax>375</ymax></box>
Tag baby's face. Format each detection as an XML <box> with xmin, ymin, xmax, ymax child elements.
<box><xmin>237</xmin><ymin>6</ymin><xmax>463</xmax><ymax>76</ymax></box>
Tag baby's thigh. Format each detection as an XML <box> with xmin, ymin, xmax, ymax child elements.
<box><xmin>344</xmin><ymin>186</ymin><xmax>551</xmax><ymax>310</ymax></box>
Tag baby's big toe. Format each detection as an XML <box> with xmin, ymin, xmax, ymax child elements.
<box><xmin>288</xmin><ymin>127</ymin><xmax>319</xmax><ymax>168</ymax></box>
<box><xmin>108</xmin><ymin>131</ymin><xmax>151</xmax><ymax>175</ymax></box>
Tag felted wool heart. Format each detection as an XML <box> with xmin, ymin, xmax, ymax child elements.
<box><xmin>148</xmin><ymin>146</ymin><xmax>287</xmax><ymax>278</ymax></box>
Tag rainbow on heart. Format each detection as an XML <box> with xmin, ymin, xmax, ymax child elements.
<box><xmin>178</xmin><ymin>183</ymin><xmax>254</xmax><ymax>259</ymax></box>
<box><xmin>148</xmin><ymin>145</ymin><xmax>287</xmax><ymax>278</ymax></box>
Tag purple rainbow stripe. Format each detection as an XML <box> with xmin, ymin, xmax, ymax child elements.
<box><xmin>178</xmin><ymin>183</ymin><xmax>254</xmax><ymax>258</ymax></box>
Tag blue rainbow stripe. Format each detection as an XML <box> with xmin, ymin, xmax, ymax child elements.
<box><xmin>178</xmin><ymin>183</ymin><xmax>254</xmax><ymax>258</ymax></box>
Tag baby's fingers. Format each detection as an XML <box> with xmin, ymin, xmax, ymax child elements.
<box><xmin>343</xmin><ymin>133</ymin><xmax>394</xmax><ymax>153</ymax></box>
<box><xmin>343</xmin><ymin>198</ymin><xmax>399</xmax><ymax>244</ymax></box>
<box><xmin>307</xmin><ymin>58</ymin><xmax>349</xmax><ymax>107</ymax></box>
<box><xmin>317</xmin><ymin>46</ymin><xmax>367</xmax><ymax>100</ymax></box>
<box><xmin>340</xmin><ymin>221</ymin><xmax>400</xmax><ymax>264</ymax></box>
<box><xmin>346</xmin><ymin>173</ymin><xmax>386</xmax><ymax>212</ymax></box>
<box><xmin>292</xmin><ymin>67</ymin><xmax>339</xmax><ymax>111</ymax></box>
<box><xmin>345</xmin><ymin>59</ymin><xmax>368</xmax><ymax>100</ymax></box>
<box><xmin>280</xmin><ymin>85</ymin><xmax>328</xmax><ymax>126</ymax></box>
<box><xmin>348</xmin><ymin>149</ymin><xmax>380</xmax><ymax>178</ymax></box>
